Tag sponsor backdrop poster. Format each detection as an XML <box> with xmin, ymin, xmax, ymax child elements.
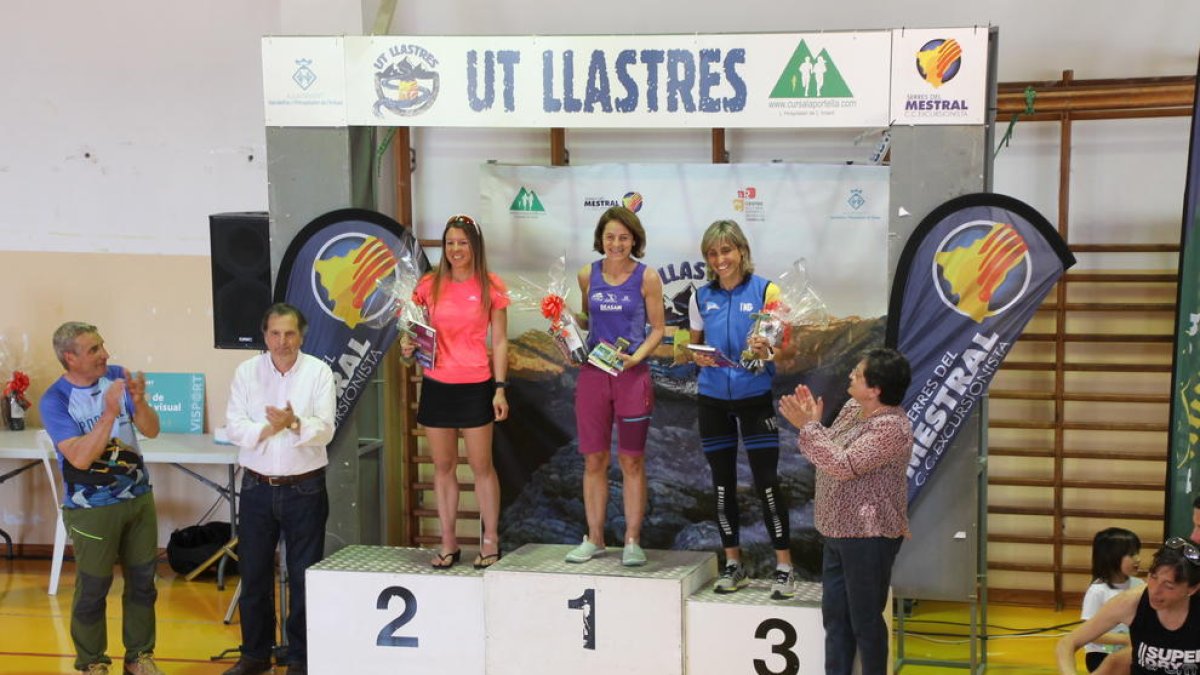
<box><xmin>482</xmin><ymin>163</ymin><xmax>889</xmax><ymax>578</ymax></box>
<box><xmin>263</xmin><ymin>30</ymin><xmax>992</xmax><ymax>128</ymax></box>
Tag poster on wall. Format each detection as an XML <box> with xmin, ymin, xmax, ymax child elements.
<box><xmin>885</xmin><ymin>194</ymin><xmax>1074</xmax><ymax>503</ymax></box>
<box><xmin>262</xmin><ymin>37</ymin><xmax>348</xmax><ymax>127</ymax></box>
<box><xmin>480</xmin><ymin>162</ymin><xmax>889</xmax><ymax>578</ymax></box>
<box><xmin>144</xmin><ymin>372</ymin><xmax>205</xmax><ymax>434</ymax></box>
<box><xmin>275</xmin><ymin>209</ymin><xmax>430</xmax><ymax>436</ymax></box>
<box><xmin>889</xmin><ymin>27</ymin><xmax>990</xmax><ymax>126</ymax></box>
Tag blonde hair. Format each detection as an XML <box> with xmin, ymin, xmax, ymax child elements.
<box><xmin>700</xmin><ymin>219</ymin><xmax>754</xmax><ymax>282</ymax></box>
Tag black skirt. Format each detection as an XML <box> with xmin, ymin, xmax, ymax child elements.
<box><xmin>416</xmin><ymin>376</ymin><xmax>496</xmax><ymax>428</ymax></box>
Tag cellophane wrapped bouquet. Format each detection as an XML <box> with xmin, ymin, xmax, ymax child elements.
<box><xmin>742</xmin><ymin>259</ymin><xmax>831</xmax><ymax>370</ymax></box>
<box><xmin>509</xmin><ymin>255</ymin><xmax>588</xmax><ymax>364</ymax></box>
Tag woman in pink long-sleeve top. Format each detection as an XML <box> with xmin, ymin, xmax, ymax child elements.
<box><xmin>779</xmin><ymin>347</ymin><xmax>913</xmax><ymax>675</ymax></box>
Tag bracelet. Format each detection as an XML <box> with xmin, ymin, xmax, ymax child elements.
<box><xmin>494</xmin><ymin>381</ymin><xmax>508</xmax><ymax>389</ymax></box>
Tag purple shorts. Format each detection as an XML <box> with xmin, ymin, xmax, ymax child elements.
<box><xmin>575</xmin><ymin>362</ymin><xmax>654</xmax><ymax>456</ymax></box>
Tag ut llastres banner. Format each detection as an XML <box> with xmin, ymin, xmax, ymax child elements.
<box><xmin>276</xmin><ymin>208</ymin><xmax>430</xmax><ymax>434</ymax></box>
<box><xmin>886</xmin><ymin>193</ymin><xmax>1075</xmax><ymax>503</ymax></box>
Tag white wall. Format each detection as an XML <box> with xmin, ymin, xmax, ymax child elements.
<box><xmin>0</xmin><ymin>0</ymin><xmax>1195</xmax><ymax>546</ymax></box>
<box><xmin>4</xmin><ymin>1</ymin><xmax>1197</xmax><ymax>252</ymax></box>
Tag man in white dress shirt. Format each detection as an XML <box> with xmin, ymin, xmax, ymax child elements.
<box><xmin>222</xmin><ymin>304</ymin><xmax>336</xmax><ymax>675</ymax></box>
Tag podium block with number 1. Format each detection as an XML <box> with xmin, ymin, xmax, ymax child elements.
<box><xmin>484</xmin><ymin>543</ymin><xmax>716</xmax><ymax>675</ymax></box>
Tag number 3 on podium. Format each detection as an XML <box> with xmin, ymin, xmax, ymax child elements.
<box><xmin>754</xmin><ymin>618</ymin><xmax>799</xmax><ymax>675</ymax></box>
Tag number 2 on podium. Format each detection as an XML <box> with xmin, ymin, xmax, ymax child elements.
<box><xmin>567</xmin><ymin>588</ymin><xmax>596</xmax><ymax>650</ymax></box>
<box><xmin>376</xmin><ymin>586</ymin><xmax>419</xmax><ymax>648</ymax></box>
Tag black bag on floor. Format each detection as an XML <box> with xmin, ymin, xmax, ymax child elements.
<box><xmin>167</xmin><ymin>521</ymin><xmax>237</xmax><ymax>575</ymax></box>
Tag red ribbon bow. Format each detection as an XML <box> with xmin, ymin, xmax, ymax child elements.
<box><xmin>540</xmin><ymin>294</ymin><xmax>568</xmax><ymax>337</ymax></box>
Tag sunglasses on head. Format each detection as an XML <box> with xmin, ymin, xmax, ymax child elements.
<box><xmin>1164</xmin><ymin>537</ymin><xmax>1200</xmax><ymax>565</ymax></box>
<box><xmin>447</xmin><ymin>214</ymin><xmax>479</xmax><ymax>231</ymax></box>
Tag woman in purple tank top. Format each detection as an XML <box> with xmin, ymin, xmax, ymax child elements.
<box><xmin>564</xmin><ymin>206</ymin><xmax>665</xmax><ymax>567</ymax></box>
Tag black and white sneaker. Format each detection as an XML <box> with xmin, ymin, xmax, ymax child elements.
<box><xmin>770</xmin><ymin>567</ymin><xmax>796</xmax><ymax>600</ymax></box>
<box><xmin>713</xmin><ymin>561</ymin><xmax>749</xmax><ymax>594</ymax></box>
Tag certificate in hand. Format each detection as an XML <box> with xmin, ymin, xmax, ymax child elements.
<box><xmin>686</xmin><ymin>343</ymin><xmax>739</xmax><ymax>368</ymax></box>
<box><xmin>410</xmin><ymin>320</ymin><xmax>437</xmax><ymax>370</ymax></box>
<box><xmin>587</xmin><ymin>337</ymin><xmax>631</xmax><ymax>377</ymax></box>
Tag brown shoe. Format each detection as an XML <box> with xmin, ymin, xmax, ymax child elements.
<box><xmin>81</xmin><ymin>664</ymin><xmax>111</xmax><ymax>675</ymax></box>
<box><xmin>222</xmin><ymin>657</ymin><xmax>273</xmax><ymax>675</ymax></box>
<box><xmin>124</xmin><ymin>654</ymin><xmax>166</xmax><ymax>675</ymax></box>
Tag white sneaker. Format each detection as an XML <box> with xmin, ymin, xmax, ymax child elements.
<box><xmin>713</xmin><ymin>561</ymin><xmax>749</xmax><ymax>594</ymax></box>
<box><xmin>771</xmin><ymin>567</ymin><xmax>796</xmax><ymax>600</ymax></box>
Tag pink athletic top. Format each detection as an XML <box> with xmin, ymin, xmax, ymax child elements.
<box><xmin>414</xmin><ymin>272</ymin><xmax>509</xmax><ymax>384</ymax></box>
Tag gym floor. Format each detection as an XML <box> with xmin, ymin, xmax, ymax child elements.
<box><xmin>0</xmin><ymin>557</ymin><xmax>1085</xmax><ymax>673</ymax></box>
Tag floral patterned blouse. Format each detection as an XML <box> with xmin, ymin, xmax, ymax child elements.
<box><xmin>797</xmin><ymin>398</ymin><xmax>913</xmax><ymax>539</ymax></box>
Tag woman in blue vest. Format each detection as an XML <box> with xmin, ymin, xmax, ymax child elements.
<box><xmin>689</xmin><ymin>219</ymin><xmax>795</xmax><ymax>599</ymax></box>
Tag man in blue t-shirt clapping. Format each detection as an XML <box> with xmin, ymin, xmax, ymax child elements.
<box><xmin>39</xmin><ymin>321</ymin><xmax>165</xmax><ymax>675</ymax></box>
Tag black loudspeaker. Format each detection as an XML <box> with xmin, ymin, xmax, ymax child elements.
<box><xmin>210</xmin><ymin>212</ymin><xmax>271</xmax><ymax>350</ymax></box>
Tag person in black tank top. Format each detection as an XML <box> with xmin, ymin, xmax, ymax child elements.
<box><xmin>1056</xmin><ymin>539</ymin><xmax>1200</xmax><ymax>674</ymax></box>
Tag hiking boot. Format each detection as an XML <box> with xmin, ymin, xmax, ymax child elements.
<box><xmin>124</xmin><ymin>654</ymin><xmax>166</xmax><ymax>675</ymax></box>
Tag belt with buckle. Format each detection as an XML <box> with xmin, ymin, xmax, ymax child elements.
<box><xmin>245</xmin><ymin>467</ymin><xmax>325</xmax><ymax>487</ymax></box>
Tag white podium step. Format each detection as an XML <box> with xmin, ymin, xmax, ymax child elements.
<box><xmin>306</xmin><ymin>545</ymin><xmax>485</xmax><ymax>674</ymax></box>
<box><xmin>686</xmin><ymin>581</ymin><xmax>826</xmax><ymax>675</ymax></box>
<box><xmin>687</xmin><ymin>581</ymin><xmax>894</xmax><ymax>675</ymax></box>
<box><xmin>483</xmin><ymin>543</ymin><xmax>716</xmax><ymax>675</ymax></box>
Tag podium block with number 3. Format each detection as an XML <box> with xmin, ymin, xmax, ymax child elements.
<box><xmin>686</xmin><ymin>583</ymin><xmax>824</xmax><ymax>675</ymax></box>
<box><xmin>484</xmin><ymin>544</ymin><xmax>715</xmax><ymax>675</ymax></box>
<box><xmin>306</xmin><ymin>546</ymin><xmax>485</xmax><ymax>674</ymax></box>
<box><xmin>687</xmin><ymin>583</ymin><xmax>893</xmax><ymax>675</ymax></box>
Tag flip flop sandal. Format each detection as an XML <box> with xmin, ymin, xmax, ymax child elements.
<box><xmin>431</xmin><ymin>549</ymin><xmax>461</xmax><ymax>569</ymax></box>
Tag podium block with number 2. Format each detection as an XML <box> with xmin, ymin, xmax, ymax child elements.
<box><xmin>484</xmin><ymin>544</ymin><xmax>715</xmax><ymax>675</ymax></box>
<box><xmin>306</xmin><ymin>546</ymin><xmax>485</xmax><ymax>674</ymax></box>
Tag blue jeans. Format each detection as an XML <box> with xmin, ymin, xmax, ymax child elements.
<box><xmin>821</xmin><ymin>536</ymin><xmax>903</xmax><ymax>675</ymax></box>
<box><xmin>237</xmin><ymin>471</ymin><xmax>328</xmax><ymax>666</ymax></box>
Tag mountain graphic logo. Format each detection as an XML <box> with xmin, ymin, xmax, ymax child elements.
<box><xmin>769</xmin><ymin>40</ymin><xmax>853</xmax><ymax>99</ymax></box>
<box><xmin>510</xmin><ymin>187</ymin><xmax>545</xmax><ymax>212</ymax></box>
